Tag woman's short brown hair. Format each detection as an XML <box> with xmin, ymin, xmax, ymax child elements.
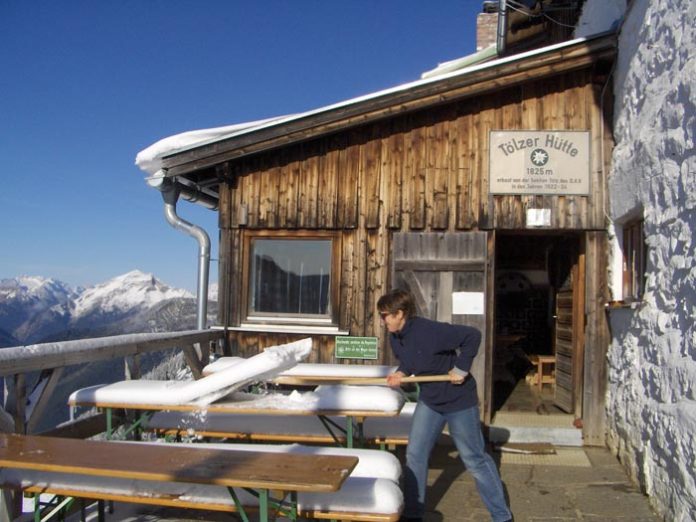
<box><xmin>377</xmin><ymin>288</ymin><xmax>417</xmax><ymax>319</ymax></box>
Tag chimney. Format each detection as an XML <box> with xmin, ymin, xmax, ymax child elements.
<box><xmin>476</xmin><ymin>11</ymin><xmax>499</xmax><ymax>51</ymax></box>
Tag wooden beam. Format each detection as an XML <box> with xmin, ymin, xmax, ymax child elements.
<box><xmin>25</xmin><ymin>368</ymin><xmax>64</xmax><ymax>435</ymax></box>
<box><xmin>0</xmin><ymin>407</ymin><xmax>13</xmax><ymax>434</ymax></box>
<box><xmin>394</xmin><ymin>259</ymin><xmax>485</xmax><ymax>272</ymax></box>
<box><xmin>183</xmin><ymin>344</ymin><xmax>205</xmax><ymax>379</ymax></box>
<box><xmin>39</xmin><ymin>412</ymin><xmax>124</xmax><ymax>439</ymax></box>
<box><xmin>12</xmin><ymin>375</ymin><xmax>26</xmax><ymax>435</ymax></box>
<box><xmin>124</xmin><ymin>354</ymin><xmax>142</xmax><ymax>381</ymax></box>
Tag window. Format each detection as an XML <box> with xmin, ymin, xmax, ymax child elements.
<box><xmin>243</xmin><ymin>231</ymin><xmax>340</xmax><ymax>324</ymax></box>
<box><xmin>622</xmin><ymin>219</ymin><xmax>646</xmax><ymax>301</ymax></box>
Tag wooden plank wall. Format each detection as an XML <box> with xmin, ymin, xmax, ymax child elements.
<box><xmin>217</xmin><ymin>68</ymin><xmax>606</xmax><ymax>362</ymax></box>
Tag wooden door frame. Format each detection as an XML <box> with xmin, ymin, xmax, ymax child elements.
<box><xmin>572</xmin><ymin>249</ymin><xmax>586</xmax><ymax>417</ymax></box>
<box><xmin>483</xmin><ymin>230</ymin><xmax>496</xmax><ymax>426</ymax></box>
<box><xmin>487</xmin><ymin>231</ymin><xmax>589</xmax><ymax>424</ymax></box>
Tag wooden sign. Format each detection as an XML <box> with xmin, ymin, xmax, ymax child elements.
<box><xmin>489</xmin><ymin>130</ymin><xmax>590</xmax><ymax>195</ymax></box>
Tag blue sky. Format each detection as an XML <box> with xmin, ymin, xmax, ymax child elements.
<box><xmin>1</xmin><ymin>1</ymin><xmax>480</xmax><ymax>292</ymax></box>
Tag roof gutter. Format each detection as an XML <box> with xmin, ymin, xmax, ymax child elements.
<box><xmin>154</xmin><ymin>174</ymin><xmax>213</xmax><ymax>330</ymax></box>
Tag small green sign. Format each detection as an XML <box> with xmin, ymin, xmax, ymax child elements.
<box><xmin>335</xmin><ymin>336</ymin><xmax>379</xmax><ymax>359</ymax></box>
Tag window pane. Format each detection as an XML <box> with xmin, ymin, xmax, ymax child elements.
<box><xmin>250</xmin><ymin>239</ymin><xmax>332</xmax><ymax>316</ymax></box>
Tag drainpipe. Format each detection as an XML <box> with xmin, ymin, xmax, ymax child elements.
<box><xmin>497</xmin><ymin>0</ymin><xmax>508</xmax><ymax>56</ymax></box>
<box><xmin>158</xmin><ymin>177</ymin><xmax>213</xmax><ymax>331</ymax></box>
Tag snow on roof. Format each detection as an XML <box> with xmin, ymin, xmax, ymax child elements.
<box><xmin>134</xmin><ymin>115</ymin><xmax>294</xmax><ymax>176</ymax></box>
<box><xmin>134</xmin><ymin>34</ymin><xmax>611</xmax><ymax>178</ymax></box>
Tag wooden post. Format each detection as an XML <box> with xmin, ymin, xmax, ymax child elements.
<box><xmin>0</xmin><ymin>407</ymin><xmax>13</xmax><ymax>433</ymax></box>
<box><xmin>124</xmin><ymin>354</ymin><xmax>142</xmax><ymax>381</ymax></box>
<box><xmin>183</xmin><ymin>345</ymin><xmax>204</xmax><ymax>379</ymax></box>
<box><xmin>26</xmin><ymin>368</ymin><xmax>64</xmax><ymax>434</ymax></box>
<box><xmin>1</xmin><ymin>375</ymin><xmax>23</xmax><ymax>520</ymax></box>
<box><xmin>11</xmin><ymin>374</ymin><xmax>26</xmax><ymax>435</ymax></box>
<box><xmin>0</xmin><ymin>488</ymin><xmax>17</xmax><ymax>522</ymax></box>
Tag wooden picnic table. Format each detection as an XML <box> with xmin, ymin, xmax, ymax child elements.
<box><xmin>68</xmin><ymin>397</ymin><xmax>404</xmax><ymax>448</ymax></box>
<box><xmin>0</xmin><ymin>433</ymin><xmax>358</xmax><ymax>521</ymax></box>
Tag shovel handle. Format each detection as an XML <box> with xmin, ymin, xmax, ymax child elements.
<box><xmin>304</xmin><ymin>374</ymin><xmax>453</xmax><ymax>385</ymax></box>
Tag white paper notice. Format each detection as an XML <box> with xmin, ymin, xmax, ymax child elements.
<box><xmin>452</xmin><ymin>292</ymin><xmax>485</xmax><ymax>315</ymax></box>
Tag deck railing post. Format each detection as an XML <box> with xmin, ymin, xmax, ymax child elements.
<box><xmin>0</xmin><ymin>489</ymin><xmax>16</xmax><ymax>522</ymax></box>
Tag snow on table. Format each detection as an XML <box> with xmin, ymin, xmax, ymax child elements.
<box><xmin>147</xmin><ymin>402</ymin><xmax>417</xmax><ymax>441</ymax></box>
<box><xmin>68</xmin><ymin>338</ymin><xmax>312</xmax><ymax>407</ymax></box>
<box><xmin>194</xmin><ymin>385</ymin><xmax>405</xmax><ymax>413</ymax></box>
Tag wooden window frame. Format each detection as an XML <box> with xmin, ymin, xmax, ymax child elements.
<box><xmin>621</xmin><ymin>219</ymin><xmax>646</xmax><ymax>301</ymax></box>
<box><xmin>240</xmin><ymin>230</ymin><xmax>341</xmax><ymax>326</ymax></box>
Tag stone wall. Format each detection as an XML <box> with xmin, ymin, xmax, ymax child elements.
<box><xmin>605</xmin><ymin>0</ymin><xmax>696</xmax><ymax>520</ymax></box>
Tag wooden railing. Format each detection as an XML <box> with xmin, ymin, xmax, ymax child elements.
<box><xmin>0</xmin><ymin>329</ymin><xmax>224</xmax><ymax>435</ymax></box>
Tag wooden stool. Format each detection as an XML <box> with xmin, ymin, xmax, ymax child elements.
<box><xmin>529</xmin><ymin>355</ymin><xmax>556</xmax><ymax>390</ymax></box>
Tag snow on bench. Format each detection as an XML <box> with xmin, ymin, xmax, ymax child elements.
<box><xmin>0</xmin><ymin>436</ymin><xmax>403</xmax><ymax>522</ymax></box>
<box><xmin>69</xmin><ymin>384</ymin><xmax>405</xmax><ymax>415</ymax></box>
<box><xmin>4</xmin><ymin>471</ymin><xmax>403</xmax><ymax>521</ymax></box>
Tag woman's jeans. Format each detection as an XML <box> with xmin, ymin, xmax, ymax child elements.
<box><xmin>404</xmin><ymin>401</ymin><xmax>512</xmax><ymax>521</ymax></box>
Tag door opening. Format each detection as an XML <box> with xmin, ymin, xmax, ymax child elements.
<box><xmin>492</xmin><ymin>232</ymin><xmax>582</xmax><ymax>419</ymax></box>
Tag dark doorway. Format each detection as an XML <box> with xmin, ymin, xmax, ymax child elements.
<box><xmin>492</xmin><ymin>232</ymin><xmax>579</xmax><ymax>415</ymax></box>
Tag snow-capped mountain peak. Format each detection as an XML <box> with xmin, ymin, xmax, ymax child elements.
<box><xmin>72</xmin><ymin>270</ymin><xmax>193</xmax><ymax>318</ymax></box>
<box><xmin>0</xmin><ymin>271</ymin><xmax>210</xmax><ymax>346</ymax></box>
<box><xmin>0</xmin><ymin>275</ymin><xmax>76</xmax><ymax>304</ymax></box>
<box><xmin>0</xmin><ymin>276</ymin><xmax>77</xmax><ymax>344</ymax></box>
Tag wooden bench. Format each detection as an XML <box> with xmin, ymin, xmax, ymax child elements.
<box><xmin>529</xmin><ymin>355</ymin><xmax>556</xmax><ymax>390</ymax></box>
<box><xmin>146</xmin><ymin>402</ymin><xmax>416</xmax><ymax>450</ymax></box>
<box><xmin>0</xmin><ymin>433</ymin><xmax>402</xmax><ymax>522</ymax></box>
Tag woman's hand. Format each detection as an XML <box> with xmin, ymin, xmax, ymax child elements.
<box><xmin>448</xmin><ymin>369</ymin><xmax>467</xmax><ymax>385</ymax></box>
<box><xmin>386</xmin><ymin>371</ymin><xmax>407</xmax><ymax>388</ymax></box>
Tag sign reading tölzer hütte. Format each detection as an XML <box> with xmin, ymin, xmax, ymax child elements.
<box><xmin>489</xmin><ymin>130</ymin><xmax>590</xmax><ymax>195</ymax></box>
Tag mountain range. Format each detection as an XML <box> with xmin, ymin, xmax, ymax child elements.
<box><xmin>0</xmin><ymin>270</ymin><xmax>219</xmax><ymax>432</ymax></box>
<box><xmin>0</xmin><ymin>270</ymin><xmax>218</xmax><ymax>348</ymax></box>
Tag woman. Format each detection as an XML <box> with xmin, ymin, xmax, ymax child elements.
<box><xmin>378</xmin><ymin>288</ymin><xmax>512</xmax><ymax>522</ymax></box>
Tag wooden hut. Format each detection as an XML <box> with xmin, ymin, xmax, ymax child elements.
<box><xmin>154</xmin><ymin>32</ymin><xmax>616</xmax><ymax>445</ymax></box>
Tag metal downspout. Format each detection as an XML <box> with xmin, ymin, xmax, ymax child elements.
<box><xmin>497</xmin><ymin>0</ymin><xmax>508</xmax><ymax>56</ymax></box>
<box><xmin>160</xmin><ymin>180</ymin><xmax>211</xmax><ymax>330</ymax></box>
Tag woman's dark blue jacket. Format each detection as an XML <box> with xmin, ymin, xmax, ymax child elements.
<box><xmin>388</xmin><ymin>316</ymin><xmax>481</xmax><ymax>412</ymax></box>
